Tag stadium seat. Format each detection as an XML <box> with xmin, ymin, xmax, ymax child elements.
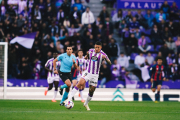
<box><xmin>173</xmin><ymin>37</ymin><xmax>177</xmax><ymax>41</ymax></box>
<box><xmin>151</xmin><ymin>53</ymin><xmax>157</xmax><ymax>58</ymax></box>
<box><xmin>149</xmin><ymin>45</ymin><xmax>154</xmax><ymax>52</ymax></box>
<box><xmin>130</xmin><ymin>53</ymin><xmax>138</xmax><ymax>60</ymax></box>
<box><xmin>156</xmin><ymin>45</ymin><xmax>162</xmax><ymax>51</ymax></box>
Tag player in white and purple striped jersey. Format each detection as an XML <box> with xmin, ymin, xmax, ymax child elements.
<box><xmin>44</xmin><ymin>52</ymin><xmax>61</xmax><ymax>102</ymax></box>
<box><xmin>76</xmin><ymin>50</ymin><xmax>87</xmax><ymax>103</ymax></box>
<box><xmin>67</xmin><ymin>41</ymin><xmax>111</xmax><ymax>110</ymax></box>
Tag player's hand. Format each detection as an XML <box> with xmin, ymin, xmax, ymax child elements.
<box><xmin>151</xmin><ymin>78</ymin><xmax>154</xmax><ymax>83</ymax></box>
<box><xmin>49</xmin><ymin>70</ymin><xmax>53</xmax><ymax>72</ymax></box>
<box><xmin>102</xmin><ymin>55</ymin><xmax>106</xmax><ymax>59</ymax></box>
<box><xmin>72</xmin><ymin>58</ymin><xmax>75</xmax><ymax>63</ymax></box>
<box><xmin>54</xmin><ymin>70</ymin><xmax>58</xmax><ymax>74</ymax></box>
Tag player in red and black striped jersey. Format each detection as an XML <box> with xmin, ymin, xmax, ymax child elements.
<box><xmin>149</xmin><ymin>57</ymin><xmax>167</xmax><ymax>103</ymax></box>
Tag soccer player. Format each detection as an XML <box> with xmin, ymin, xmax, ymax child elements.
<box><xmin>149</xmin><ymin>57</ymin><xmax>167</xmax><ymax>103</ymax></box>
<box><xmin>67</xmin><ymin>41</ymin><xmax>111</xmax><ymax>110</ymax></box>
<box><xmin>44</xmin><ymin>52</ymin><xmax>61</xmax><ymax>102</ymax></box>
<box><xmin>53</xmin><ymin>46</ymin><xmax>78</xmax><ymax>106</ymax></box>
<box><xmin>76</xmin><ymin>50</ymin><xmax>87</xmax><ymax>103</ymax></box>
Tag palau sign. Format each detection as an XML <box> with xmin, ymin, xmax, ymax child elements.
<box><xmin>117</xmin><ymin>0</ymin><xmax>174</xmax><ymax>9</ymax></box>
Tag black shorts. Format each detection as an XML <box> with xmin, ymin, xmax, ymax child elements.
<box><xmin>151</xmin><ymin>80</ymin><xmax>162</xmax><ymax>88</ymax></box>
<box><xmin>59</xmin><ymin>72</ymin><xmax>72</xmax><ymax>83</ymax></box>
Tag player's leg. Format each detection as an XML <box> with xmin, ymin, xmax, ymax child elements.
<box><xmin>60</xmin><ymin>79</ymin><xmax>71</xmax><ymax>105</ymax></box>
<box><xmin>151</xmin><ymin>81</ymin><xmax>156</xmax><ymax>93</ymax></box>
<box><xmin>52</xmin><ymin>80</ymin><xmax>59</xmax><ymax>102</ymax></box>
<box><xmin>79</xmin><ymin>84</ymin><xmax>85</xmax><ymax>102</ymax></box>
<box><xmin>72</xmin><ymin>79</ymin><xmax>77</xmax><ymax>88</ymax></box>
<box><xmin>155</xmin><ymin>85</ymin><xmax>161</xmax><ymax>102</ymax></box>
<box><xmin>84</xmin><ymin>85</ymin><xmax>96</xmax><ymax>111</ymax></box>
<box><xmin>67</xmin><ymin>77</ymin><xmax>86</xmax><ymax>101</ymax></box>
<box><xmin>44</xmin><ymin>77</ymin><xmax>53</xmax><ymax>96</ymax></box>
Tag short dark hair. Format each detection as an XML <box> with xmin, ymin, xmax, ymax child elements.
<box><xmin>95</xmin><ymin>41</ymin><xmax>102</xmax><ymax>46</ymax></box>
<box><xmin>66</xmin><ymin>45</ymin><xmax>72</xmax><ymax>49</ymax></box>
<box><xmin>120</xmin><ymin>52</ymin><xmax>124</xmax><ymax>54</ymax></box>
<box><xmin>78</xmin><ymin>49</ymin><xmax>83</xmax><ymax>52</ymax></box>
<box><xmin>156</xmin><ymin>56</ymin><xmax>163</xmax><ymax>61</ymax></box>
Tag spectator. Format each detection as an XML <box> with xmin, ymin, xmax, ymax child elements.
<box><xmin>20</xmin><ymin>7</ymin><xmax>30</xmax><ymax>20</ymax></box>
<box><xmin>138</xmin><ymin>34</ymin><xmax>151</xmax><ymax>53</ymax></box>
<box><xmin>99</xmin><ymin>6</ymin><xmax>109</xmax><ymax>24</ymax></box>
<box><xmin>48</xmin><ymin>22</ymin><xmax>59</xmax><ymax>36</ymax></box>
<box><xmin>70</xmin><ymin>6</ymin><xmax>81</xmax><ymax>25</ymax></box>
<box><xmin>127</xmin><ymin>33</ymin><xmax>138</xmax><ymax>55</ymax></box>
<box><xmin>39</xmin><ymin>0</ymin><xmax>46</xmax><ymax>17</ymax></box>
<box><xmin>162</xmin><ymin>27</ymin><xmax>172</xmax><ymax>42</ymax></box>
<box><xmin>166</xmin><ymin>20</ymin><xmax>177</xmax><ymax>36</ymax></box>
<box><xmin>171</xmin><ymin>63</ymin><xmax>179</xmax><ymax>81</ymax></box>
<box><xmin>159</xmin><ymin>43</ymin><xmax>170</xmax><ymax>58</ymax></box>
<box><xmin>51</xmin><ymin>33</ymin><xmax>66</xmax><ymax>47</ymax></box>
<box><xmin>56</xmin><ymin>40</ymin><xmax>64</xmax><ymax>53</ymax></box>
<box><xmin>134</xmin><ymin>28</ymin><xmax>141</xmax><ymax>39</ymax></box>
<box><xmin>63</xmin><ymin>17</ymin><xmax>70</xmax><ymax>27</ymax></box>
<box><xmin>175</xmin><ymin>36</ymin><xmax>180</xmax><ymax>53</ymax></box>
<box><xmin>0</xmin><ymin>0</ymin><xmax>7</xmax><ymax>18</ymax></box>
<box><xmin>160</xmin><ymin>0</ymin><xmax>170</xmax><ymax>19</ymax></box>
<box><xmin>118</xmin><ymin>20</ymin><xmax>126</xmax><ymax>37</ymax></box>
<box><xmin>17</xmin><ymin>14</ymin><xmax>26</xmax><ymax>29</ymax></box>
<box><xmin>67</xmin><ymin>24</ymin><xmax>81</xmax><ymax>36</ymax></box>
<box><xmin>122</xmin><ymin>27</ymin><xmax>130</xmax><ymax>47</ymax></box>
<box><xmin>124</xmin><ymin>11</ymin><xmax>133</xmax><ymax>24</ymax></box>
<box><xmin>146</xmin><ymin>52</ymin><xmax>154</xmax><ymax>65</ymax></box>
<box><xmin>18</xmin><ymin>0</ymin><xmax>27</xmax><ymax>14</ymax></box>
<box><xmin>128</xmin><ymin>17</ymin><xmax>139</xmax><ymax>31</ymax></box>
<box><xmin>166</xmin><ymin>37</ymin><xmax>176</xmax><ymax>53</ymax></box>
<box><xmin>104</xmin><ymin>17</ymin><xmax>113</xmax><ymax>37</ymax></box>
<box><xmin>93</xmin><ymin>16</ymin><xmax>102</xmax><ymax>29</ymax></box>
<box><xmin>33</xmin><ymin>5</ymin><xmax>42</xmax><ymax>20</ymax></box>
<box><xmin>100</xmin><ymin>63</ymin><xmax>111</xmax><ymax>88</ymax></box>
<box><xmin>102</xmin><ymin>41</ymin><xmax>109</xmax><ymax>55</ymax></box>
<box><xmin>108</xmin><ymin>38</ymin><xmax>119</xmax><ymax>63</ymax></box>
<box><xmin>117</xmin><ymin>52</ymin><xmax>129</xmax><ymax>68</ymax></box>
<box><xmin>57</xmin><ymin>8</ymin><xmax>64</xmax><ymax>26</ymax></box>
<box><xmin>155</xmin><ymin>9</ymin><xmax>166</xmax><ymax>23</ymax></box>
<box><xmin>96</xmin><ymin>24</ymin><xmax>105</xmax><ymax>38</ymax></box>
<box><xmin>46</xmin><ymin>0</ymin><xmax>56</xmax><ymax>13</ymax></box>
<box><xmin>150</xmin><ymin>24</ymin><xmax>163</xmax><ymax>48</ymax></box>
<box><xmin>72</xmin><ymin>0</ymin><xmax>84</xmax><ymax>13</ymax></box>
<box><xmin>111</xmin><ymin>59</ymin><xmax>121</xmax><ymax>71</ymax></box>
<box><xmin>27</xmin><ymin>0</ymin><xmax>34</xmax><ymax>13</ymax></box>
<box><xmin>170</xmin><ymin>2</ymin><xmax>179</xmax><ymax>20</ymax></box>
<box><xmin>7</xmin><ymin>5</ymin><xmax>16</xmax><ymax>18</ymax></box>
<box><xmin>81</xmin><ymin>7</ymin><xmax>95</xmax><ymax>25</ymax></box>
<box><xmin>112</xmin><ymin>9</ymin><xmax>123</xmax><ymax>28</ymax></box>
<box><xmin>158</xmin><ymin>19</ymin><xmax>166</xmax><ymax>32</ymax></box>
<box><xmin>60</xmin><ymin>0</ymin><xmax>71</xmax><ymax>17</ymax></box>
<box><xmin>134</xmin><ymin>52</ymin><xmax>145</xmax><ymax>68</ymax></box>
<box><xmin>111</xmin><ymin>67</ymin><xmax>120</xmax><ymax>81</ymax></box>
<box><xmin>135</xmin><ymin>10</ymin><xmax>145</xmax><ymax>28</ymax></box>
<box><xmin>144</xmin><ymin>9</ymin><xmax>154</xmax><ymax>28</ymax></box>
<box><xmin>166</xmin><ymin>53</ymin><xmax>173</xmax><ymax>65</ymax></box>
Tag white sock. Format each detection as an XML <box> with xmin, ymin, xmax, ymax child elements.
<box><xmin>53</xmin><ymin>91</ymin><xmax>58</xmax><ymax>100</ymax></box>
<box><xmin>68</xmin><ymin>86</ymin><xmax>79</xmax><ymax>101</ymax></box>
<box><xmin>80</xmin><ymin>90</ymin><xmax>84</xmax><ymax>100</ymax></box>
<box><xmin>84</xmin><ymin>94</ymin><xmax>92</xmax><ymax>105</ymax></box>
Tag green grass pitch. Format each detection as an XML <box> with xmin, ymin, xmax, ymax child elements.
<box><xmin>0</xmin><ymin>100</ymin><xmax>180</xmax><ymax>120</ymax></box>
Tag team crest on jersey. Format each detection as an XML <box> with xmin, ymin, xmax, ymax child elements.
<box><xmin>91</xmin><ymin>56</ymin><xmax>98</xmax><ymax>61</ymax></box>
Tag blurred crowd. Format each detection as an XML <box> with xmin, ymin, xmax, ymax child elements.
<box><xmin>0</xmin><ymin>0</ymin><xmax>179</xmax><ymax>84</ymax></box>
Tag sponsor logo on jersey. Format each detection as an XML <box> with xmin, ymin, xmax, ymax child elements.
<box><xmin>91</xmin><ymin>56</ymin><xmax>98</xmax><ymax>61</ymax></box>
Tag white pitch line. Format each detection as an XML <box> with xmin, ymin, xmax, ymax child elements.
<box><xmin>0</xmin><ymin>111</ymin><xmax>180</xmax><ymax>114</ymax></box>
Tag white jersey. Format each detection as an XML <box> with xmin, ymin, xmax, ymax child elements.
<box><xmin>45</xmin><ymin>58</ymin><xmax>61</xmax><ymax>78</ymax></box>
<box><xmin>76</xmin><ymin>56</ymin><xmax>87</xmax><ymax>75</ymax></box>
<box><xmin>86</xmin><ymin>49</ymin><xmax>109</xmax><ymax>75</ymax></box>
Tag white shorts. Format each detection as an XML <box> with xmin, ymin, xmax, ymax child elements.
<box><xmin>47</xmin><ymin>77</ymin><xmax>60</xmax><ymax>84</ymax></box>
<box><xmin>81</xmin><ymin>71</ymin><xmax>99</xmax><ymax>87</ymax></box>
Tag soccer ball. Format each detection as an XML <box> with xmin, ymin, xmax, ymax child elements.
<box><xmin>65</xmin><ymin>100</ymin><xmax>74</xmax><ymax>109</ymax></box>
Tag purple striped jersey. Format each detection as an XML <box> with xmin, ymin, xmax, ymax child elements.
<box><xmin>87</xmin><ymin>49</ymin><xmax>109</xmax><ymax>75</ymax></box>
<box><xmin>45</xmin><ymin>58</ymin><xmax>61</xmax><ymax>77</ymax></box>
<box><xmin>76</xmin><ymin>56</ymin><xmax>87</xmax><ymax>75</ymax></box>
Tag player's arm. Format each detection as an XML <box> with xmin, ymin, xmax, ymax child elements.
<box><xmin>53</xmin><ymin>58</ymin><xmax>59</xmax><ymax>74</ymax></box>
<box><xmin>72</xmin><ymin>58</ymin><xmax>78</xmax><ymax>69</ymax></box>
<box><xmin>44</xmin><ymin>60</ymin><xmax>52</xmax><ymax>72</ymax></box>
<box><xmin>149</xmin><ymin>65</ymin><xmax>156</xmax><ymax>82</ymax></box>
<box><xmin>84</xmin><ymin>51</ymin><xmax>89</xmax><ymax>60</ymax></box>
<box><xmin>102</xmin><ymin>55</ymin><xmax>111</xmax><ymax>65</ymax></box>
<box><xmin>163</xmin><ymin>66</ymin><xmax>167</xmax><ymax>81</ymax></box>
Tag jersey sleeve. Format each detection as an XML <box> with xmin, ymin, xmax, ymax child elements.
<box><xmin>149</xmin><ymin>65</ymin><xmax>156</xmax><ymax>78</ymax></box>
<box><xmin>45</xmin><ymin>60</ymin><xmax>50</xmax><ymax>67</ymax></box>
<box><xmin>57</xmin><ymin>54</ymin><xmax>63</xmax><ymax>61</ymax></box>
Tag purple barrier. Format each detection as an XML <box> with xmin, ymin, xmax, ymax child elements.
<box><xmin>7</xmin><ymin>79</ymin><xmax>180</xmax><ymax>89</ymax></box>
